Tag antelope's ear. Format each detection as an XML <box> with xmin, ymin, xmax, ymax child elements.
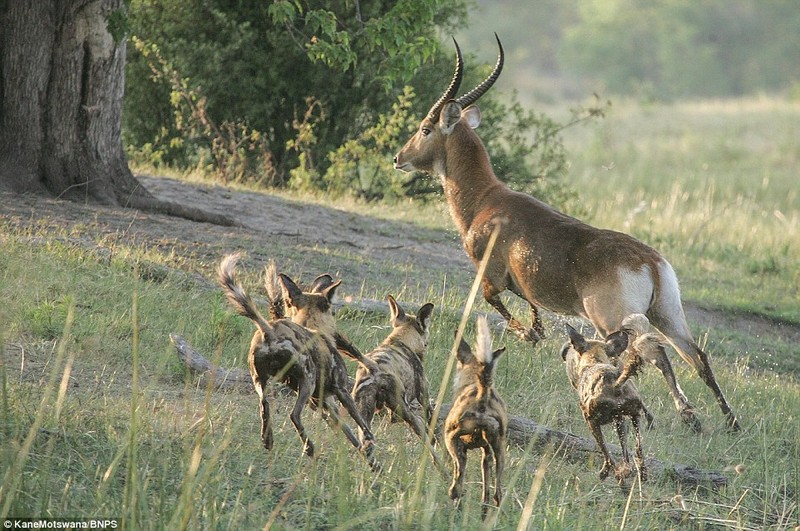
<box><xmin>440</xmin><ymin>101</ymin><xmax>463</xmax><ymax>134</ymax></box>
<box><xmin>416</xmin><ymin>303</ymin><xmax>434</xmax><ymax>333</ymax></box>
<box><xmin>605</xmin><ymin>331</ymin><xmax>629</xmax><ymax>356</ymax></box>
<box><xmin>462</xmin><ymin>105</ymin><xmax>481</xmax><ymax>129</ymax></box>
<box><xmin>566</xmin><ymin>324</ymin><xmax>589</xmax><ymax>354</ymax></box>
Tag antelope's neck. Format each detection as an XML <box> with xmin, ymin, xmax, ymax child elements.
<box><xmin>440</xmin><ymin>132</ymin><xmax>502</xmax><ymax>237</ymax></box>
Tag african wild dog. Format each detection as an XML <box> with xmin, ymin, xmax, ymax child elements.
<box><xmin>351</xmin><ymin>296</ymin><xmax>443</xmax><ymax>470</ymax></box>
<box><xmin>218</xmin><ymin>253</ymin><xmax>377</xmax><ymax>469</ymax></box>
<box><xmin>561</xmin><ymin>314</ymin><xmax>666</xmax><ymax>483</ymax></box>
<box><xmin>445</xmin><ymin>315</ymin><xmax>507</xmax><ymax>516</ymax></box>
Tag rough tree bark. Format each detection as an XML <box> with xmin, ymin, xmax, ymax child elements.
<box><xmin>0</xmin><ymin>1</ymin><xmax>235</xmax><ymax>226</ymax></box>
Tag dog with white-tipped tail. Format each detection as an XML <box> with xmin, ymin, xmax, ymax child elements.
<box><xmin>445</xmin><ymin>315</ymin><xmax>508</xmax><ymax>517</ymax></box>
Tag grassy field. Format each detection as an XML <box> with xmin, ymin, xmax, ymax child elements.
<box><xmin>1</xmin><ymin>98</ymin><xmax>799</xmax><ymax>529</ymax></box>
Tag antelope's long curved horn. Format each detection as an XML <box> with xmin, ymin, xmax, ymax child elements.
<box><xmin>427</xmin><ymin>37</ymin><xmax>464</xmax><ymax>121</ymax></box>
<box><xmin>455</xmin><ymin>33</ymin><xmax>504</xmax><ymax>109</ymax></box>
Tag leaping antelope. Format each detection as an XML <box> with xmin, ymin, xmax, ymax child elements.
<box><xmin>393</xmin><ymin>35</ymin><xmax>739</xmax><ymax>432</ymax></box>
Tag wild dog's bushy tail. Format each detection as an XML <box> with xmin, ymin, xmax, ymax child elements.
<box><xmin>475</xmin><ymin>315</ymin><xmax>500</xmax><ymax>396</ymax></box>
<box><xmin>218</xmin><ymin>253</ymin><xmax>272</xmax><ymax>338</ymax></box>
<box><xmin>263</xmin><ymin>259</ymin><xmax>285</xmax><ymax>320</ymax></box>
<box><xmin>614</xmin><ymin>334</ymin><xmax>664</xmax><ymax>387</ymax></box>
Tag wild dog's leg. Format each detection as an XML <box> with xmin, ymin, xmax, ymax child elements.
<box><xmin>481</xmin><ymin>446</ymin><xmax>492</xmax><ymax>517</ymax></box>
<box><xmin>626</xmin><ymin>381</ymin><xmax>656</xmax><ymax>429</ymax></box>
<box><xmin>446</xmin><ymin>436</ymin><xmax>468</xmax><ymax>503</ymax></box>
<box><xmin>256</xmin><ymin>384</ymin><xmax>273</xmax><ymax>450</ymax></box>
<box><xmin>395</xmin><ymin>404</ymin><xmax>446</xmax><ymax>474</ymax></box>
<box><xmin>291</xmin><ymin>378</ymin><xmax>315</xmax><ymax>457</ymax></box>
<box><xmin>613</xmin><ymin>419</ymin><xmax>632</xmax><ymax>483</ymax></box>
<box><xmin>321</xmin><ymin>396</ymin><xmax>381</xmax><ymax>472</ymax></box>
<box><xmin>483</xmin><ymin>280</ymin><xmax>541</xmax><ymax>343</ymax></box>
<box><xmin>490</xmin><ymin>434</ymin><xmax>505</xmax><ymax>508</ymax></box>
<box><xmin>321</xmin><ymin>396</ymin><xmax>360</xmax><ymax>448</ymax></box>
<box><xmin>333</xmin><ymin>386</ymin><xmax>376</xmax><ymax>447</ymax></box>
<box><xmin>587</xmin><ymin>418</ymin><xmax>615</xmax><ymax>480</ymax></box>
<box><xmin>351</xmin><ymin>377</ymin><xmax>377</xmax><ymax>447</ymax></box>
<box><xmin>631</xmin><ymin>412</ymin><xmax>647</xmax><ymax>482</ymax></box>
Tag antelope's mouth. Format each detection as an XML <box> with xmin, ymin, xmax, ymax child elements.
<box><xmin>393</xmin><ymin>160</ymin><xmax>414</xmax><ymax>172</ymax></box>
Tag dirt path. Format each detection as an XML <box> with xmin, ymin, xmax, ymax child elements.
<box><xmin>3</xmin><ymin>175</ymin><xmax>799</xmax><ymax>359</ymax></box>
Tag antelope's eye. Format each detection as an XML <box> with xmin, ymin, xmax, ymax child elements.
<box><xmin>421</xmin><ymin>127</ymin><xmax>431</xmax><ymax>136</ymax></box>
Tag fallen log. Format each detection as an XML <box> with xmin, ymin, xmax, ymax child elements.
<box><xmin>170</xmin><ymin>334</ymin><xmax>727</xmax><ymax>488</ymax></box>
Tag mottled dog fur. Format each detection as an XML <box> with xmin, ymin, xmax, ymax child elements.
<box><xmin>445</xmin><ymin>316</ymin><xmax>508</xmax><ymax>516</ymax></box>
<box><xmin>351</xmin><ymin>296</ymin><xmax>442</xmax><ymax>468</ymax></box>
<box><xmin>561</xmin><ymin>314</ymin><xmax>666</xmax><ymax>483</ymax></box>
<box><xmin>218</xmin><ymin>254</ymin><xmax>376</xmax><ymax>468</ymax></box>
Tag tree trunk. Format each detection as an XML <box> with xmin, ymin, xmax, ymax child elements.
<box><xmin>1</xmin><ymin>0</ymin><xmax>139</xmax><ymax>203</ymax></box>
<box><xmin>0</xmin><ymin>1</ymin><xmax>237</xmax><ymax>226</ymax></box>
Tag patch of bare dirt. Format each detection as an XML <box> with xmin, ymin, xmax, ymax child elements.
<box><xmin>3</xmin><ymin>175</ymin><xmax>799</xmax><ymax>356</ymax></box>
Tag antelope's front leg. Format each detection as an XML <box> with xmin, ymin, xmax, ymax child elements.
<box><xmin>483</xmin><ymin>285</ymin><xmax>541</xmax><ymax>343</ymax></box>
<box><xmin>529</xmin><ymin>304</ymin><xmax>546</xmax><ymax>339</ymax></box>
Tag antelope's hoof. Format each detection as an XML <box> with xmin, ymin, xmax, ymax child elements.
<box><xmin>361</xmin><ymin>438</ymin><xmax>375</xmax><ymax>458</ymax></box>
<box><xmin>509</xmin><ymin>322</ymin><xmax>541</xmax><ymax>343</ymax></box>
<box><xmin>726</xmin><ymin>415</ymin><xmax>742</xmax><ymax>433</ymax></box>
<box><xmin>614</xmin><ymin>462</ymin><xmax>632</xmax><ymax>483</ymax></box>
<box><xmin>680</xmin><ymin>409</ymin><xmax>703</xmax><ymax>434</ymax></box>
<box><xmin>303</xmin><ymin>441</ymin><xmax>315</xmax><ymax>457</ymax></box>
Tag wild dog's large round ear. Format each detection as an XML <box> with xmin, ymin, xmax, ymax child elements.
<box><xmin>455</xmin><ymin>336</ymin><xmax>474</xmax><ymax>364</ymax></box>
<box><xmin>604</xmin><ymin>330</ymin><xmax>629</xmax><ymax>356</ymax></box>
<box><xmin>416</xmin><ymin>302</ymin><xmax>435</xmax><ymax>332</ymax></box>
<box><xmin>309</xmin><ymin>273</ymin><xmax>335</xmax><ymax>294</ymax></box>
<box><xmin>387</xmin><ymin>295</ymin><xmax>405</xmax><ymax>325</ymax></box>
<box><xmin>565</xmin><ymin>323</ymin><xmax>589</xmax><ymax>353</ymax></box>
<box><xmin>491</xmin><ymin>346</ymin><xmax>506</xmax><ymax>361</ymax></box>
<box><xmin>278</xmin><ymin>273</ymin><xmax>304</xmax><ymax>306</ymax></box>
<box><xmin>560</xmin><ymin>342</ymin><xmax>571</xmax><ymax>361</ymax></box>
<box><xmin>320</xmin><ymin>279</ymin><xmax>342</xmax><ymax>303</ymax></box>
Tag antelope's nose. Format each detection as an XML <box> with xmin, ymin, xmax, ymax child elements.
<box><xmin>393</xmin><ymin>155</ymin><xmax>398</xmax><ymax>165</ymax></box>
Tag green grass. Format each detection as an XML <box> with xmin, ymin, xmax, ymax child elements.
<box><xmin>2</xmin><ymin>97</ymin><xmax>800</xmax><ymax>529</ymax></box>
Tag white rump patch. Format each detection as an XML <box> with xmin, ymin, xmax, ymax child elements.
<box><xmin>617</xmin><ymin>266</ymin><xmax>655</xmax><ymax>314</ymax></box>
